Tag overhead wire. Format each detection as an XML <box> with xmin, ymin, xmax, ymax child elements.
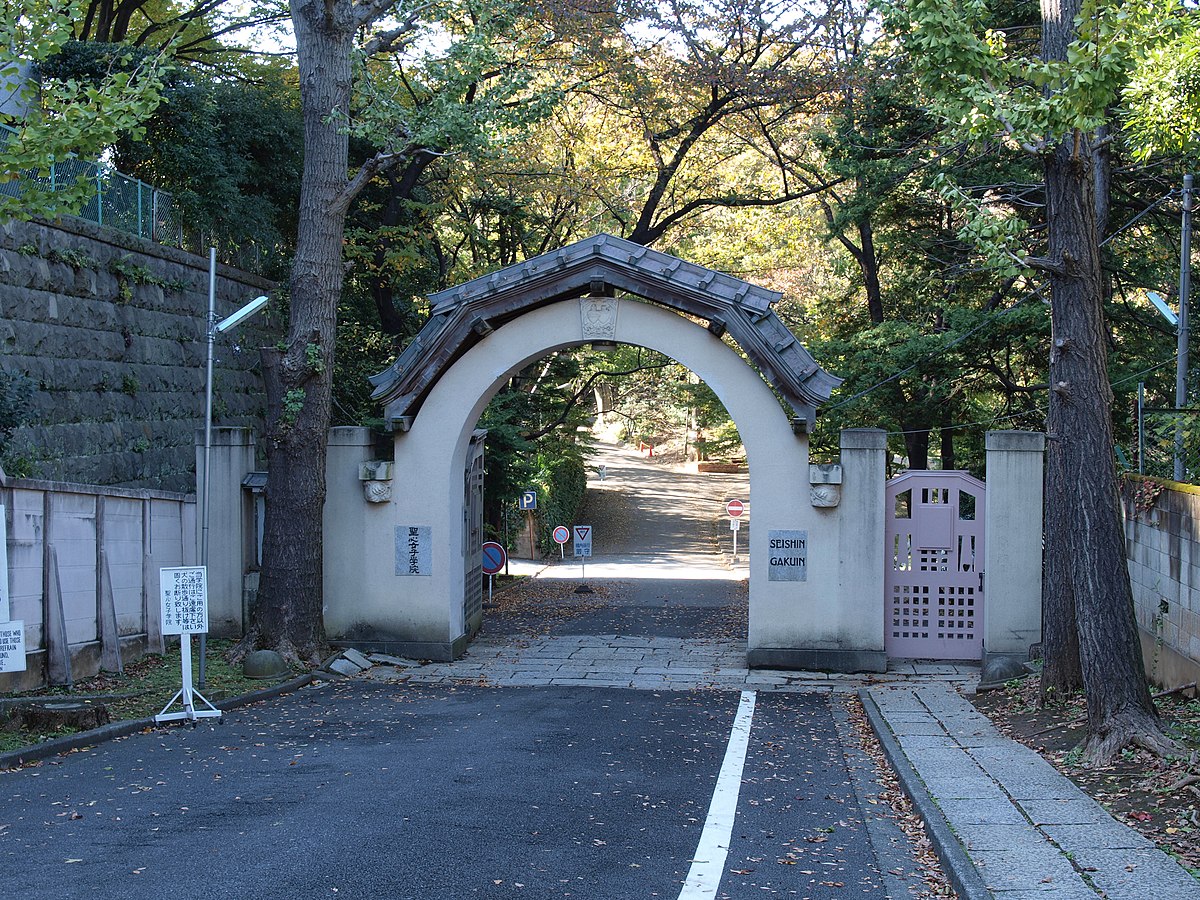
<box><xmin>879</xmin><ymin>355</ymin><xmax>1177</xmax><ymax>436</ymax></box>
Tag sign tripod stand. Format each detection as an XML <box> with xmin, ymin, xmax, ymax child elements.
<box><xmin>155</xmin><ymin>567</ymin><xmax>221</xmax><ymax>724</ymax></box>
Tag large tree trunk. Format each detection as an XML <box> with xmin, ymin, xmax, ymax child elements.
<box><xmin>240</xmin><ymin>0</ymin><xmax>355</xmax><ymax>664</ymax></box>
<box><xmin>1042</xmin><ymin>123</ymin><xmax>1113</xmax><ymax>703</ymax></box>
<box><xmin>1040</xmin><ymin>423</ymin><xmax>1082</xmax><ymax>699</ymax></box>
<box><xmin>1039</xmin><ymin>0</ymin><xmax>1172</xmax><ymax>760</ymax></box>
<box><xmin>1042</xmin><ymin>132</ymin><xmax>1170</xmax><ymax>763</ymax></box>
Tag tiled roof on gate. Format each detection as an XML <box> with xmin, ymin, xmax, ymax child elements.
<box><xmin>368</xmin><ymin>234</ymin><xmax>842</xmax><ymax>428</ymax></box>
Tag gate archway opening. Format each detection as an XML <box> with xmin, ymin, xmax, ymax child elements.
<box><xmin>323</xmin><ymin>235</ymin><xmax>891</xmax><ymax>673</ymax></box>
<box><xmin>467</xmin><ymin>343</ymin><xmax>753</xmax><ymax>644</ymax></box>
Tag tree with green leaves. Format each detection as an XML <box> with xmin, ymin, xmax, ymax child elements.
<box><xmin>38</xmin><ymin>41</ymin><xmax>303</xmax><ymax>264</ymax></box>
<box><xmin>0</xmin><ymin>1</ymin><xmax>168</xmax><ymax>219</ymax></box>
<box><xmin>1124</xmin><ymin>4</ymin><xmax>1200</xmax><ymax>161</ymax></box>
<box><xmin>243</xmin><ymin>0</ymin><xmax>562</xmax><ymax>663</ymax></box>
<box><xmin>885</xmin><ymin>0</ymin><xmax>1179</xmax><ymax>762</ymax></box>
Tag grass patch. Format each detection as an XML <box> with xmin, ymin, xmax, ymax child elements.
<box><xmin>0</xmin><ymin>639</ymin><xmax>298</xmax><ymax>754</ymax></box>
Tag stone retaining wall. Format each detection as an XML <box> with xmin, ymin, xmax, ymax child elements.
<box><xmin>0</xmin><ymin>216</ymin><xmax>275</xmax><ymax>492</ymax></box>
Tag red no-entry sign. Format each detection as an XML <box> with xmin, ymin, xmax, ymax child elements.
<box><xmin>726</xmin><ymin>499</ymin><xmax>745</xmax><ymax>518</ymax></box>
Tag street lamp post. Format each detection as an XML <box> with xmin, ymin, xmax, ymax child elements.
<box><xmin>199</xmin><ymin>248</ymin><xmax>268</xmax><ymax>687</ymax></box>
<box><xmin>1154</xmin><ymin>178</ymin><xmax>1197</xmax><ymax>481</ymax></box>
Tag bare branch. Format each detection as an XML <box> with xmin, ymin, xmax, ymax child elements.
<box><xmin>360</xmin><ymin>8</ymin><xmax>425</xmax><ymax>55</ymax></box>
<box><xmin>354</xmin><ymin>0</ymin><xmax>432</xmax><ymax>32</ymax></box>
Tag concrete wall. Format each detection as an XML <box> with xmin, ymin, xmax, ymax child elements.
<box><xmin>1122</xmin><ymin>476</ymin><xmax>1200</xmax><ymax>690</ymax></box>
<box><xmin>1</xmin><ymin>476</ymin><xmax>195</xmax><ymax>691</ymax></box>
<box><xmin>323</xmin><ymin>426</ymin><xmax>392</xmax><ymax>643</ymax></box>
<box><xmin>0</xmin><ymin>215</ymin><xmax>274</xmax><ymax>492</ymax></box>
<box><xmin>195</xmin><ymin>427</ymin><xmax>256</xmax><ymax>637</ymax></box>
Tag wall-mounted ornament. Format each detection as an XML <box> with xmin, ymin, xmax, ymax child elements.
<box><xmin>580</xmin><ymin>296</ymin><xmax>619</xmax><ymax>341</ymax></box>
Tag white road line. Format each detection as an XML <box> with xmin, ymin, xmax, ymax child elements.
<box><xmin>678</xmin><ymin>689</ymin><xmax>757</xmax><ymax>900</ymax></box>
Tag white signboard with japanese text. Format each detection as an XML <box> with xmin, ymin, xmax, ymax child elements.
<box><xmin>0</xmin><ymin>620</ymin><xmax>25</xmax><ymax>672</ymax></box>
<box><xmin>160</xmin><ymin>567</ymin><xmax>209</xmax><ymax>635</ymax></box>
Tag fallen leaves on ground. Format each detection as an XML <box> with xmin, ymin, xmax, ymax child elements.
<box><xmin>845</xmin><ymin>696</ymin><xmax>958</xmax><ymax>898</ymax></box>
<box><xmin>973</xmin><ymin>675</ymin><xmax>1200</xmax><ymax>875</ymax></box>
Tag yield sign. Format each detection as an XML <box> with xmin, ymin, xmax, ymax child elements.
<box><xmin>573</xmin><ymin>525</ymin><xmax>593</xmax><ymax>558</ymax></box>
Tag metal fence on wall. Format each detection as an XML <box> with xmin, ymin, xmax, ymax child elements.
<box><xmin>1128</xmin><ymin>406</ymin><xmax>1200</xmax><ymax>483</ymax></box>
<box><xmin>0</xmin><ymin>123</ymin><xmax>184</xmax><ymax>245</ymax></box>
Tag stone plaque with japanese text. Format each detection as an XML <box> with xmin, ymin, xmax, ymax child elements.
<box><xmin>395</xmin><ymin>526</ymin><xmax>432</xmax><ymax>576</ymax></box>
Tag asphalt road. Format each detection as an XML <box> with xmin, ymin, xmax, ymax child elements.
<box><xmin>505</xmin><ymin>442</ymin><xmax>750</xmax><ymax>642</ymax></box>
<box><xmin>0</xmin><ymin>683</ymin><xmax>901</xmax><ymax>900</ymax></box>
<box><xmin>0</xmin><ymin>444</ymin><xmax>927</xmax><ymax>899</ymax></box>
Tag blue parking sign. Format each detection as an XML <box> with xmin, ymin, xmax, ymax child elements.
<box><xmin>519</xmin><ymin>490</ymin><xmax>537</xmax><ymax>510</ymax></box>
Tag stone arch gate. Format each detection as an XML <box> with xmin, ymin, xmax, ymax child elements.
<box><xmin>320</xmin><ymin>234</ymin><xmax>893</xmax><ymax>672</ymax></box>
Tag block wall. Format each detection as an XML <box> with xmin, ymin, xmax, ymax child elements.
<box><xmin>1</xmin><ymin>478</ymin><xmax>195</xmax><ymax>691</ymax></box>
<box><xmin>1122</xmin><ymin>476</ymin><xmax>1200</xmax><ymax>686</ymax></box>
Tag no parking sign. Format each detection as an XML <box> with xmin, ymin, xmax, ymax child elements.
<box><xmin>481</xmin><ymin>542</ymin><xmax>506</xmax><ymax>575</ymax></box>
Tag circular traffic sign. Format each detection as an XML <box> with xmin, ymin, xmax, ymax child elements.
<box><xmin>552</xmin><ymin>525</ymin><xmax>571</xmax><ymax>545</ymax></box>
<box><xmin>726</xmin><ymin>499</ymin><xmax>745</xmax><ymax>518</ymax></box>
<box><xmin>481</xmin><ymin>541</ymin><xmax>507</xmax><ymax>575</ymax></box>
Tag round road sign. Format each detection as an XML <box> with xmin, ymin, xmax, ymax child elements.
<box><xmin>481</xmin><ymin>541</ymin><xmax>507</xmax><ymax>575</ymax></box>
<box><xmin>726</xmin><ymin>499</ymin><xmax>745</xmax><ymax>518</ymax></box>
<box><xmin>552</xmin><ymin>525</ymin><xmax>571</xmax><ymax>545</ymax></box>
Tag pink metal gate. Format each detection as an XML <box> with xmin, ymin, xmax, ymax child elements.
<box><xmin>885</xmin><ymin>471</ymin><xmax>985</xmax><ymax>660</ymax></box>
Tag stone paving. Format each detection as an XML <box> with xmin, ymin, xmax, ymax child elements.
<box><xmin>366</xmin><ymin>633</ymin><xmax>980</xmax><ymax>692</ymax></box>
<box><xmin>866</xmin><ymin>683</ymin><xmax>1200</xmax><ymax>900</ymax></box>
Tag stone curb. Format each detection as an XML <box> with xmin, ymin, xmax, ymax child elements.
<box><xmin>0</xmin><ymin>672</ymin><xmax>314</xmax><ymax>771</ymax></box>
<box><xmin>858</xmin><ymin>688</ymin><xmax>992</xmax><ymax>900</ymax></box>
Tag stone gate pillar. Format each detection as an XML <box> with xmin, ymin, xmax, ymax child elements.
<box><xmin>837</xmin><ymin>428</ymin><xmax>887</xmax><ymax>671</ymax></box>
<box><xmin>983</xmin><ymin>430</ymin><xmax>1045</xmax><ymax>664</ymax></box>
<box><xmin>323</xmin><ymin>427</ymin><xmax>382</xmax><ymax>644</ymax></box>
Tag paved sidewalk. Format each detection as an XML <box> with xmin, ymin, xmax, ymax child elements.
<box><xmin>864</xmin><ymin>683</ymin><xmax>1200</xmax><ymax>899</ymax></box>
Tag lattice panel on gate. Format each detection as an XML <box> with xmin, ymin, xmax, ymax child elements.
<box><xmin>884</xmin><ymin>471</ymin><xmax>985</xmax><ymax>660</ymax></box>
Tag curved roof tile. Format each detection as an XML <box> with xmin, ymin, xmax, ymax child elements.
<box><xmin>369</xmin><ymin>234</ymin><xmax>841</xmax><ymax>428</ymax></box>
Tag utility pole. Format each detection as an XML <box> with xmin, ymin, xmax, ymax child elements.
<box><xmin>1176</xmin><ymin>175</ymin><xmax>1193</xmax><ymax>482</ymax></box>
